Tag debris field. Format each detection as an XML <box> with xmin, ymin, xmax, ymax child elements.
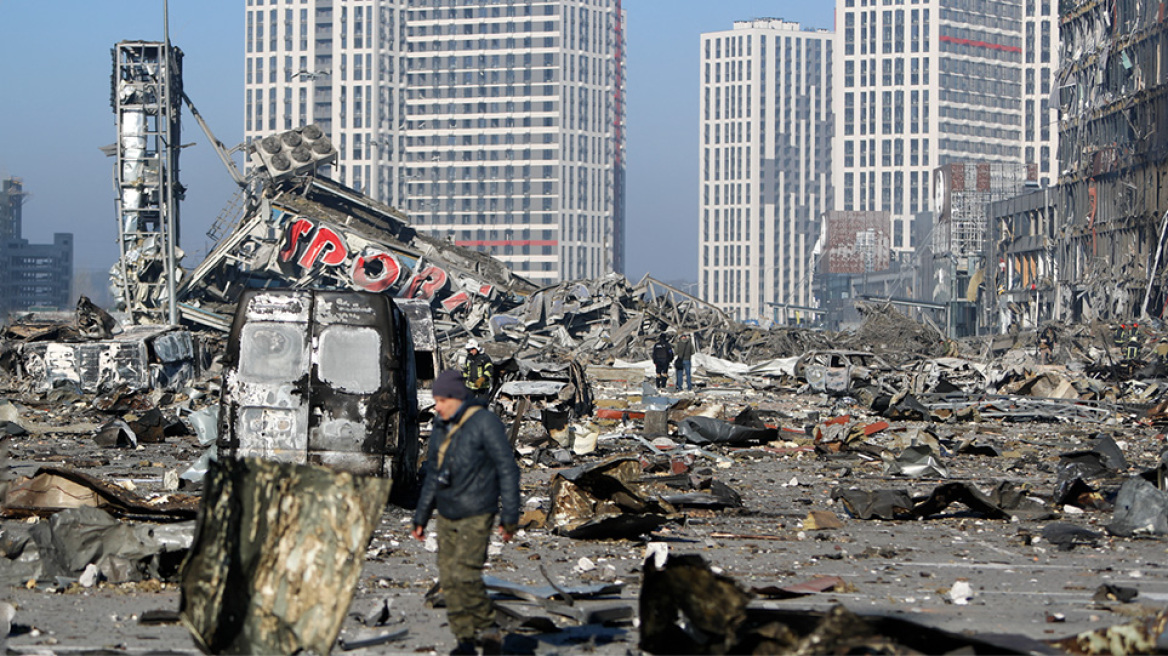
<box><xmin>3</xmin><ymin>295</ymin><xmax>1168</xmax><ymax>655</ymax></box>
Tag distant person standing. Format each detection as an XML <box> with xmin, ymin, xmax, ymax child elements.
<box><xmin>650</xmin><ymin>334</ymin><xmax>674</xmax><ymax>390</ymax></box>
<box><xmin>462</xmin><ymin>339</ymin><xmax>494</xmax><ymax>399</ymax></box>
<box><xmin>1127</xmin><ymin>323</ymin><xmax>1142</xmax><ymax>360</ymax></box>
<box><xmin>673</xmin><ymin>333</ymin><xmax>696</xmax><ymax>391</ymax></box>
<box><xmin>1038</xmin><ymin>325</ymin><xmax>1058</xmax><ymax>364</ymax></box>
<box><xmin>412</xmin><ymin>370</ymin><xmax>520</xmax><ymax>655</ymax></box>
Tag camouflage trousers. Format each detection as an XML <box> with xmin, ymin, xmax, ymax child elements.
<box><xmin>437</xmin><ymin>513</ymin><xmax>496</xmax><ymax>641</ymax></box>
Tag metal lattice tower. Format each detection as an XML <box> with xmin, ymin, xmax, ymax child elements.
<box><xmin>111</xmin><ymin>41</ymin><xmax>183</xmax><ymax>325</ymax></box>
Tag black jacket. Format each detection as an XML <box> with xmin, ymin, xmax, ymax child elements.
<box><xmin>651</xmin><ymin>339</ymin><xmax>674</xmax><ymax>366</ymax></box>
<box><xmin>413</xmin><ymin>399</ymin><xmax>520</xmax><ymax>528</ymax></box>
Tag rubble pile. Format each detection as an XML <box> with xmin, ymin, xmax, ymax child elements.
<box><xmin>838</xmin><ymin>301</ymin><xmax>950</xmax><ymax>362</ymax></box>
<box><xmin>164</xmin><ymin>169</ymin><xmax>846</xmax><ymax>369</ymax></box>
<box><xmin>461</xmin><ymin>273</ymin><xmax>846</xmax><ymax>373</ymax></box>
<box><xmin>178</xmin><ymin>175</ymin><xmax>539</xmax><ymax>333</ymax></box>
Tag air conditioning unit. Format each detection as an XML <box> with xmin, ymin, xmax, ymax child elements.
<box><xmin>250</xmin><ymin>124</ymin><xmax>338</xmax><ymax>180</ymax></box>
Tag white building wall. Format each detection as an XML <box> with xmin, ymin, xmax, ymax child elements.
<box><xmin>699</xmin><ymin>20</ymin><xmax>833</xmax><ymax>323</ymax></box>
<box><xmin>1022</xmin><ymin>0</ymin><xmax>1059</xmax><ymax>184</ymax></box>
<box><xmin>245</xmin><ymin>1</ymin><xmax>409</xmax><ymax>206</ymax></box>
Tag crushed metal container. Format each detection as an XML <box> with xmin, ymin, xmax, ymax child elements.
<box><xmin>19</xmin><ymin>325</ymin><xmax>205</xmax><ymax>393</ymax></box>
<box><xmin>217</xmin><ymin>289</ymin><xmax>419</xmax><ymax>486</ymax></box>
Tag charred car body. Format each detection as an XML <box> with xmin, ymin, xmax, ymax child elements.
<box><xmin>795</xmin><ymin>350</ymin><xmax>896</xmax><ymax>395</ymax></box>
<box><xmin>217</xmin><ymin>289</ymin><xmax>419</xmax><ymax>492</ymax></box>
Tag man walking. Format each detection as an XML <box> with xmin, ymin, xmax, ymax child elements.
<box><xmin>650</xmin><ymin>333</ymin><xmax>674</xmax><ymax>390</ymax></box>
<box><xmin>674</xmin><ymin>333</ymin><xmax>696</xmax><ymax>391</ymax></box>
<box><xmin>462</xmin><ymin>339</ymin><xmax>494</xmax><ymax>399</ymax></box>
<box><xmin>412</xmin><ymin>370</ymin><xmax>520</xmax><ymax>655</ymax></box>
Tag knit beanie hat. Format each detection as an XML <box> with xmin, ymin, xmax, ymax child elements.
<box><xmin>432</xmin><ymin>369</ymin><xmax>470</xmax><ymax>400</ymax></box>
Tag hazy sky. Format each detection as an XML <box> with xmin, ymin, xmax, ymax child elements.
<box><xmin>0</xmin><ymin>0</ymin><xmax>835</xmax><ymax>284</ymax></box>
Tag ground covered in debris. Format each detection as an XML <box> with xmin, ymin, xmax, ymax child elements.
<box><xmin>4</xmin><ymin>381</ymin><xmax>1168</xmax><ymax>654</ymax></box>
<box><xmin>7</xmin><ymin>302</ymin><xmax>1168</xmax><ymax>654</ymax></box>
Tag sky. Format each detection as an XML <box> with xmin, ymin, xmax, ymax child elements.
<box><xmin>0</xmin><ymin>0</ymin><xmax>835</xmax><ymax>288</ymax></box>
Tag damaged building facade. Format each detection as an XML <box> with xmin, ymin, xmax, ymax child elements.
<box><xmin>1052</xmin><ymin>0</ymin><xmax>1168</xmax><ymax>322</ymax></box>
<box><xmin>110</xmin><ymin>41</ymin><xmax>183</xmax><ymax>325</ymax></box>
<box><xmin>929</xmin><ymin>161</ymin><xmax>1034</xmax><ymax>336</ymax></box>
<box><xmin>987</xmin><ymin>0</ymin><xmax>1168</xmax><ymax>328</ymax></box>
<box><xmin>985</xmin><ymin>182</ymin><xmax>1057</xmax><ymax>333</ymax></box>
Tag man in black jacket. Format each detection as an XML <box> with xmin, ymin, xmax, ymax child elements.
<box><xmin>651</xmin><ymin>334</ymin><xmax>674</xmax><ymax>389</ymax></box>
<box><xmin>412</xmin><ymin>369</ymin><xmax>520</xmax><ymax>654</ymax></box>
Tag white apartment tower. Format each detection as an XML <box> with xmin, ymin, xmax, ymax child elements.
<box><xmin>831</xmin><ymin>0</ymin><xmax>1058</xmax><ymax>256</ymax></box>
<box><xmin>404</xmin><ymin>0</ymin><xmax>627</xmax><ymax>282</ymax></box>
<box><xmin>244</xmin><ymin>0</ymin><xmax>627</xmax><ymax>285</ymax></box>
<box><xmin>699</xmin><ymin>20</ymin><xmax>833</xmax><ymax>323</ymax></box>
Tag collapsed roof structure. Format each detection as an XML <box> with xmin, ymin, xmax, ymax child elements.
<box><xmin>177</xmin><ymin>170</ymin><xmax>539</xmax><ymax>333</ymax></box>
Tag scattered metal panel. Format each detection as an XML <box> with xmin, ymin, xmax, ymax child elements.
<box><xmin>497</xmin><ymin>381</ymin><xmax>570</xmax><ymax>397</ymax></box>
<box><xmin>547</xmin><ymin>457</ymin><xmax>677</xmax><ymax>540</ymax></box>
<box><xmin>923</xmin><ymin>394</ymin><xmax>1114</xmax><ymax>423</ymax></box>
<box><xmin>394</xmin><ymin>298</ymin><xmax>440</xmax><ymax>380</ymax></box>
<box><xmin>483</xmin><ymin>576</ymin><xmax>623</xmax><ymax>602</ymax></box>
<box><xmin>177</xmin><ymin>302</ymin><xmax>231</xmax><ymax>332</ymax></box>
<box><xmin>151</xmin><ymin>330</ymin><xmax>194</xmax><ymax>362</ymax></box>
<box><xmin>3</xmin><ymin>467</ymin><xmax>198</xmax><ymax>521</ymax></box>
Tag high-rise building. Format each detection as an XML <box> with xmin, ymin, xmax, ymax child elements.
<box><xmin>831</xmin><ymin>0</ymin><xmax>1058</xmax><ymax>258</ymax></box>
<box><xmin>245</xmin><ymin>2</ymin><xmax>409</xmax><ymax>205</ymax></box>
<box><xmin>243</xmin><ymin>0</ymin><xmax>627</xmax><ymax>285</ymax></box>
<box><xmin>698</xmin><ymin>20</ymin><xmax>833</xmax><ymax>323</ymax></box>
<box><xmin>1022</xmin><ymin>0</ymin><xmax>1058</xmax><ymax>185</ymax></box>
<box><xmin>0</xmin><ymin>178</ymin><xmax>74</xmax><ymax>316</ymax></box>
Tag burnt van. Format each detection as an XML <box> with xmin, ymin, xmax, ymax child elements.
<box><xmin>217</xmin><ymin>289</ymin><xmax>419</xmax><ymax>495</ymax></box>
